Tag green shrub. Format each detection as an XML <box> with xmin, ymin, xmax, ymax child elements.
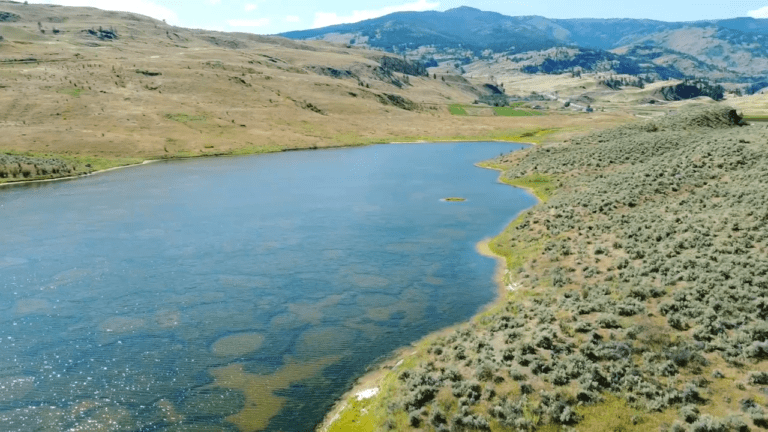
<box><xmin>745</xmin><ymin>341</ymin><xmax>768</xmax><ymax>359</ymax></box>
<box><xmin>670</xmin><ymin>420</ymin><xmax>688</xmax><ymax>432</ymax></box>
<box><xmin>508</xmin><ymin>368</ymin><xmax>527</xmax><ymax>381</ymax></box>
<box><xmin>748</xmin><ymin>371</ymin><xmax>768</xmax><ymax>385</ymax></box>
<box><xmin>402</xmin><ymin>386</ymin><xmax>439</xmax><ymax>411</ymax></box>
<box><xmin>430</xmin><ymin>406</ymin><xmax>447</xmax><ymax>427</ymax></box>
<box><xmin>615</xmin><ymin>298</ymin><xmax>646</xmax><ymax>316</ymax></box>
<box><xmin>552</xmin><ymin>267</ymin><xmax>570</xmax><ymax>288</ymax></box>
<box><xmin>751</xmin><ymin>408</ymin><xmax>768</xmax><ymax>428</ymax></box>
<box><xmin>548</xmin><ymin>400</ymin><xmax>581</xmax><ymax>425</ymax></box>
<box><xmin>573</xmin><ymin>321</ymin><xmax>594</xmax><ymax>333</ymax></box>
<box><xmin>451</xmin><ymin>413</ymin><xmax>491</xmax><ymax>430</ymax></box>
<box><xmin>680</xmin><ymin>384</ymin><xmax>707</xmax><ymax>405</ymax></box>
<box><xmin>408</xmin><ymin>409</ymin><xmax>422</xmax><ymax>427</ymax></box>
<box><xmin>531</xmin><ymin>358</ymin><xmax>553</xmax><ymax>375</ymax></box>
<box><xmin>668</xmin><ymin>314</ymin><xmax>690</xmax><ymax>331</ymax></box>
<box><xmin>475</xmin><ymin>362</ymin><xmax>495</xmax><ymax>382</ymax></box>
<box><xmin>597</xmin><ymin>314</ymin><xmax>622</xmax><ymax>329</ymax></box>
<box><xmin>534</xmin><ymin>327</ymin><xmax>557</xmax><ymax>349</ymax></box>
<box><xmin>452</xmin><ymin>381</ymin><xmax>482</xmax><ymax>402</ymax></box>
<box><xmin>441</xmin><ymin>367</ymin><xmax>463</xmax><ymax>382</ymax></box>
<box><xmin>690</xmin><ymin>415</ymin><xmax>727</xmax><ymax>432</ymax></box>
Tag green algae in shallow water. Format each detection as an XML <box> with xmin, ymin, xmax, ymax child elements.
<box><xmin>14</xmin><ymin>298</ymin><xmax>51</xmax><ymax>316</ymax></box>
<box><xmin>211</xmin><ymin>333</ymin><xmax>265</xmax><ymax>357</ymax></box>
<box><xmin>0</xmin><ymin>376</ymin><xmax>35</xmax><ymax>402</ymax></box>
<box><xmin>284</xmin><ymin>295</ymin><xmax>345</xmax><ymax>326</ymax></box>
<box><xmin>0</xmin><ymin>402</ymin><xmax>137</xmax><ymax>432</ymax></box>
<box><xmin>348</xmin><ymin>273</ymin><xmax>391</xmax><ymax>288</ymax></box>
<box><xmin>295</xmin><ymin>327</ymin><xmax>356</xmax><ymax>358</ymax></box>
<box><xmin>158</xmin><ymin>424</ymin><xmax>239</xmax><ymax>432</ymax></box>
<box><xmin>154</xmin><ymin>309</ymin><xmax>181</xmax><ymax>329</ymax></box>
<box><xmin>208</xmin><ymin>357</ymin><xmax>340</xmax><ymax>432</ymax></box>
<box><xmin>179</xmin><ymin>387</ymin><xmax>246</xmax><ymax>417</ymax></box>
<box><xmin>97</xmin><ymin>316</ymin><xmax>146</xmax><ymax>344</ymax></box>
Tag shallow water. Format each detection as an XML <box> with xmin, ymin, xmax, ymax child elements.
<box><xmin>0</xmin><ymin>143</ymin><xmax>536</xmax><ymax>431</ymax></box>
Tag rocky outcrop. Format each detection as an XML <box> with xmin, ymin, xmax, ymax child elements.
<box><xmin>0</xmin><ymin>11</ymin><xmax>20</xmax><ymax>22</ymax></box>
<box><xmin>378</xmin><ymin>56</ymin><xmax>428</xmax><ymax>77</ymax></box>
<box><xmin>657</xmin><ymin>79</ymin><xmax>726</xmax><ymax>101</ymax></box>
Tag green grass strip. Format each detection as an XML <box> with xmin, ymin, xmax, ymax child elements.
<box><xmin>492</xmin><ymin>106</ymin><xmax>543</xmax><ymax>117</ymax></box>
<box><xmin>448</xmin><ymin>104</ymin><xmax>469</xmax><ymax>115</ymax></box>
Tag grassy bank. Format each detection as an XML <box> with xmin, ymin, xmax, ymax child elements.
<box><xmin>448</xmin><ymin>104</ymin><xmax>544</xmax><ymax>117</ymax></box>
<box><xmin>0</xmin><ymin>151</ymin><xmax>146</xmax><ymax>185</ymax></box>
<box><xmin>320</xmin><ymin>106</ymin><xmax>768</xmax><ymax>432</ymax></box>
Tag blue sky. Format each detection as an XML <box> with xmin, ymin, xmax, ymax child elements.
<box><xmin>28</xmin><ymin>0</ymin><xmax>768</xmax><ymax>35</ymax></box>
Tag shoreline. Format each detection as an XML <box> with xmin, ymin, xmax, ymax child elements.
<box><xmin>0</xmin><ymin>160</ymin><xmax>159</xmax><ymax>188</ymax></box>
<box><xmin>0</xmin><ymin>139</ymin><xmax>535</xmax><ymax>189</ymax></box>
<box><xmin>315</xmin><ymin>151</ymin><xmax>542</xmax><ymax>431</ymax></box>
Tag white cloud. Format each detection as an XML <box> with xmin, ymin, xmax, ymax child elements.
<box><xmin>285</xmin><ymin>15</ymin><xmax>300</xmax><ymax>23</ymax></box>
<box><xmin>227</xmin><ymin>18</ymin><xmax>271</xmax><ymax>27</ymax></box>
<box><xmin>245</xmin><ymin>3</ymin><xmax>258</xmax><ymax>11</ymax></box>
<box><xmin>28</xmin><ymin>0</ymin><xmax>179</xmax><ymax>24</ymax></box>
<box><xmin>748</xmin><ymin>6</ymin><xmax>768</xmax><ymax>18</ymax></box>
<box><xmin>313</xmin><ymin>0</ymin><xmax>439</xmax><ymax>28</ymax></box>
<box><xmin>209</xmin><ymin>0</ymin><xmax>222</xmax><ymax>4</ymax></box>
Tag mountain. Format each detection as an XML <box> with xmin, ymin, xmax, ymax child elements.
<box><xmin>281</xmin><ymin>7</ymin><xmax>768</xmax><ymax>84</ymax></box>
<box><xmin>709</xmin><ymin>17</ymin><xmax>768</xmax><ymax>34</ymax></box>
<box><xmin>618</xmin><ymin>26</ymin><xmax>768</xmax><ymax>78</ymax></box>
<box><xmin>280</xmin><ymin>7</ymin><xmax>690</xmax><ymax>53</ymax></box>
<box><xmin>283</xmin><ymin>7</ymin><xmax>566</xmax><ymax>54</ymax></box>
<box><xmin>282</xmin><ymin>6</ymin><xmax>768</xmax><ymax>52</ymax></box>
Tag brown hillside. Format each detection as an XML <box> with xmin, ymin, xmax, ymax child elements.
<box><xmin>0</xmin><ymin>0</ymin><xmax>628</xmax><ymax>183</ymax></box>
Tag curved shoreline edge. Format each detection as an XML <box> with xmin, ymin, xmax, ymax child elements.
<box><xmin>0</xmin><ymin>139</ymin><xmax>540</xmax><ymax>431</ymax></box>
<box><xmin>315</xmin><ymin>152</ymin><xmax>543</xmax><ymax>432</ymax></box>
<box><xmin>0</xmin><ymin>160</ymin><xmax>160</xmax><ymax>188</ymax></box>
<box><xmin>0</xmin><ymin>138</ymin><xmax>537</xmax><ymax>189</ymax></box>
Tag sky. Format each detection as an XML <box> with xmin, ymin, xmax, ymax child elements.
<box><xmin>27</xmin><ymin>0</ymin><xmax>768</xmax><ymax>35</ymax></box>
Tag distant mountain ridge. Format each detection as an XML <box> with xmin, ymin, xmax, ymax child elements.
<box><xmin>280</xmin><ymin>7</ymin><xmax>768</xmax><ymax>83</ymax></box>
<box><xmin>281</xmin><ymin>7</ymin><xmax>768</xmax><ymax>52</ymax></box>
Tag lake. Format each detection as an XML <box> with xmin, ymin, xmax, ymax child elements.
<box><xmin>0</xmin><ymin>142</ymin><xmax>536</xmax><ymax>431</ymax></box>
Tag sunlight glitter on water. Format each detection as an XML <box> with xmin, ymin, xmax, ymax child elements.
<box><xmin>0</xmin><ymin>143</ymin><xmax>536</xmax><ymax>431</ymax></box>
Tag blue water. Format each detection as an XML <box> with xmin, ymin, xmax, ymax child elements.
<box><xmin>0</xmin><ymin>143</ymin><xmax>536</xmax><ymax>431</ymax></box>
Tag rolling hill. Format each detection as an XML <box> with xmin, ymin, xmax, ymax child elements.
<box><xmin>281</xmin><ymin>7</ymin><xmax>768</xmax><ymax>87</ymax></box>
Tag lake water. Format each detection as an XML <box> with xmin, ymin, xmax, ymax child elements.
<box><xmin>0</xmin><ymin>143</ymin><xmax>536</xmax><ymax>432</ymax></box>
